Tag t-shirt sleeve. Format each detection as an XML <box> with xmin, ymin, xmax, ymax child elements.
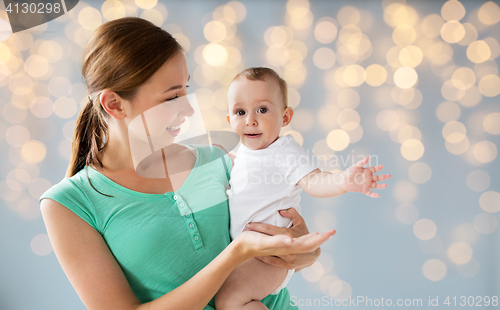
<box><xmin>276</xmin><ymin>135</ymin><xmax>319</xmax><ymax>185</ymax></box>
<box><xmin>39</xmin><ymin>178</ymin><xmax>100</xmax><ymax>232</ymax></box>
<box><xmin>212</xmin><ymin>144</ymin><xmax>232</xmax><ymax>182</ymax></box>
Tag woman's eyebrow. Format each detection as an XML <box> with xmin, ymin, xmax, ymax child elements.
<box><xmin>163</xmin><ymin>75</ymin><xmax>190</xmax><ymax>93</ymax></box>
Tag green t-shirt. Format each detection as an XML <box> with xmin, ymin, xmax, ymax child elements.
<box><xmin>40</xmin><ymin>144</ymin><xmax>298</xmax><ymax>309</ymax></box>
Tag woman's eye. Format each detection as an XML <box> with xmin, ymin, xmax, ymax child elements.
<box><xmin>236</xmin><ymin>110</ymin><xmax>245</xmax><ymax>116</ymax></box>
<box><xmin>258</xmin><ymin>107</ymin><xmax>268</xmax><ymax>113</ymax></box>
<box><xmin>165</xmin><ymin>95</ymin><xmax>179</xmax><ymax>102</ymax></box>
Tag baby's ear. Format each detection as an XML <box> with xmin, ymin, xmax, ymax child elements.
<box><xmin>282</xmin><ymin>107</ymin><xmax>293</xmax><ymax>126</ymax></box>
<box><xmin>226</xmin><ymin>114</ymin><xmax>231</xmax><ymax>124</ymax></box>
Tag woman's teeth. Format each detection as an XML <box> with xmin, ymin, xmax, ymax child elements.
<box><xmin>166</xmin><ymin>125</ymin><xmax>181</xmax><ymax>131</ymax></box>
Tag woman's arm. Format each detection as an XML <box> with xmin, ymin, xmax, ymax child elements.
<box><xmin>41</xmin><ymin>199</ymin><xmax>333</xmax><ymax>310</ymax></box>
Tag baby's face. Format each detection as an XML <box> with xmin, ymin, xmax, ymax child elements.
<box><xmin>227</xmin><ymin>78</ymin><xmax>290</xmax><ymax>150</ymax></box>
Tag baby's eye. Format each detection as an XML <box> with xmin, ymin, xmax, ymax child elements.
<box><xmin>258</xmin><ymin>107</ymin><xmax>268</xmax><ymax>113</ymax></box>
<box><xmin>236</xmin><ymin>110</ymin><xmax>246</xmax><ymax>116</ymax></box>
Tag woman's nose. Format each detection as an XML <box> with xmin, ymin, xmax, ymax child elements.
<box><xmin>179</xmin><ymin>95</ymin><xmax>195</xmax><ymax>117</ymax></box>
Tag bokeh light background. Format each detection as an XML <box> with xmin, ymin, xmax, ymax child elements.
<box><xmin>1</xmin><ymin>0</ymin><xmax>499</xmax><ymax>309</ymax></box>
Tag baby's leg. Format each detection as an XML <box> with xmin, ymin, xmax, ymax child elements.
<box><xmin>215</xmin><ymin>257</ymin><xmax>288</xmax><ymax>310</ymax></box>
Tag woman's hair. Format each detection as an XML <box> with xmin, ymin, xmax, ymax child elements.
<box><xmin>68</xmin><ymin>17</ymin><xmax>183</xmax><ymax>178</ymax></box>
<box><xmin>233</xmin><ymin>67</ymin><xmax>288</xmax><ymax>108</ymax></box>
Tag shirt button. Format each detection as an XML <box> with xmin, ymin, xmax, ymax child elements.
<box><xmin>180</xmin><ymin>202</ymin><xmax>185</xmax><ymax>208</ymax></box>
<box><xmin>194</xmin><ymin>235</ymin><xmax>199</xmax><ymax>241</ymax></box>
<box><xmin>185</xmin><ymin>212</ymin><xmax>191</xmax><ymax>217</ymax></box>
<box><xmin>189</xmin><ymin>223</ymin><xmax>195</xmax><ymax>229</ymax></box>
<box><xmin>173</xmin><ymin>195</ymin><xmax>178</xmax><ymax>200</ymax></box>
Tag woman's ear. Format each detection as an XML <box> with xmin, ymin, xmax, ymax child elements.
<box><xmin>100</xmin><ymin>90</ymin><xmax>127</xmax><ymax>120</ymax></box>
<box><xmin>282</xmin><ymin>107</ymin><xmax>294</xmax><ymax>127</ymax></box>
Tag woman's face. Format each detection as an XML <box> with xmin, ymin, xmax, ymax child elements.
<box><xmin>126</xmin><ymin>51</ymin><xmax>194</xmax><ymax>150</ymax></box>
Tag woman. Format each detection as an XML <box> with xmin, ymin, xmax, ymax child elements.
<box><xmin>39</xmin><ymin>17</ymin><xmax>335</xmax><ymax>310</ymax></box>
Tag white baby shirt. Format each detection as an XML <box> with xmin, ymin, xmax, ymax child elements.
<box><xmin>227</xmin><ymin>135</ymin><xmax>319</xmax><ymax>240</ymax></box>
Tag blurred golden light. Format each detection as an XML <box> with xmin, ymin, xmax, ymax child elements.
<box><xmin>346</xmin><ymin>125</ymin><xmax>363</xmax><ymax>144</ymax></box>
<box><xmin>0</xmin><ymin>42</ymin><xmax>11</xmax><ymax>64</ymax></box>
<box><xmin>286</xmin><ymin>7</ymin><xmax>314</xmax><ymax>30</ymax></box>
<box><xmin>288</xmin><ymin>87</ymin><xmax>301</xmax><ymax>109</ymax></box>
<box><xmin>225</xmin><ymin>1</ymin><xmax>246</xmax><ymax>23</ymax></box>
<box><xmin>314</xmin><ymin>19</ymin><xmax>338</xmax><ymax>44</ymax></box>
<box><xmin>441</xmin><ymin>0</ymin><xmax>466</xmax><ymax>21</ymax></box>
<box><xmin>0</xmin><ymin>18</ymin><xmax>12</xmax><ymax>41</ymax></box>
<box><xmin>336</xmin><ymin>45</ymin><xmax>360</xmax><ymax>66</ymax></box>
<box><xmin>474</xmin><ymin>60</ymin><xmax>498</xmax><ymax>78</ymax></box>
<box><xmin>313</xmin><ymin>139</ymin><xmax>336</xmax><ymax>163</ymax></box>
<box><xmin>204</xmin><ymin>21</ymin><xmax>227</xmax><ymax>43</ymax></box>
<box><xmin>466</xmin><ymin>170</ymin><xmax>490</xmax><ymax>192</ymax></box>
<box><xmin>78</xmin><ymin>7</ymin><xmax>102</xmax><ymax>30</ymax></box>
<box><xmin>440</xmin><ymin>21</ymin><xmax>465</xmax><ymax>43</ymax></box>
<box><xmin>28</xmin><ymin>178</ymin><xmax>52</xmax><ymax>200</ymax></box>
<box><xmin>422</xmin><ymin>14</ymin><xmax>445</xmax><ymax>38</ymax></box>
<box><xmin>10</xmin><ymin>73</ymin><xmax>33</xmax><ymax>96</ymax></box>
<box><xmin>337</xmin><ymin>89</ymin><xmax>360</xmax><ymax>109</ymax></box>
<box><xmin>172</xmin><ymin>33</ymin><xmax>190</xmax><ymax>52</ymax></box>
<box><xmin>436</xmin><ymin>101</ymin><xmax>461</xmax><ymax>123</ymax></box>
<box><xmin>102</xmin><ymin>0</ymin><xmax>126</xmax><ymax>21</ymax></box>
<box><xmin>6</xmin><ymin>125</ymin><xmax>30</xmax><ymax>147</ymax></box>
<box><xmin>478</xmin><ymin>74</ymin><xmax>500</xmax><ymax>97</ymax></box>
<box><xmin>395</xmin><ymin>203</ymin><xmax>419</xmax><ymax>225</ymax></box>
<box><xmin>454</xmin><ymin>223</ymin><xmax>479</xmax><ymax>245</ymax></box>
<box><xmin>408</xmin><ymin>162</ymin><xmax>432</xmax><ymax>184</ymax></box>
<box><xmin>441</xmin><ymin>79</ymin><xmax>465</xmax><ymax>101</ymax></box>
<box><xmin>337</xmin><ymin>109</ymin><xmax>360</xmax><ymax>131</ymax></box>
<box><xmin>343</xmin><ymin>64</ymin><xmax>364</xmax><ymax>87</ymax></box>
<box><xmin>401</xmin><ymin>139</ymin><xmax>424</xmax><ymax>161</ymax></box>
<box><xmin>377</xmin><ymin>109</ymin><xmax>399</xmax><ymax>131</ymax></box>
<box><xmin>445</xmin><ymin>136</ymin><xmax>469</xmax><ymax>155</ymax></box>
<box><xmin>384</xmin><ymin>3</ymin><xmax>418</xmax><ymax>27</ymax></box>
<box><xmin>483</xmin><ymin>113</ymin><xmax>500</xmax><ymax>135</ymax></box>
<box><xmin>327</xmin><ymin>129</ymin><xmax>350</xmax><ymax>151</ymax></box>
<box><xmin>479</xmin><ymin>191</ymin><xmax>500</xmax><ymax>213</ymax></box>
<box><xmin>393</xmin><ymin>25</ymin><xmax>417</xmax><ymax>46</ymax></box>
<box><xmin>364</xmin><ymin>64</ymin><xmax>387</xmax><ymax>86</ymax></box>
<box><xmin>448</xmin><ymin>242</ymin><xmax>473</xmax><ymax>265</ymax></box>
<box><xmin>399</xmin><ymin>88</ymin><xmax>422</xmax><ymax>110</ymax></box>
<box><xmin>393</xmin><ymin>180</ymin><xmax>419</xmax><ymax>203</ymax></box>
<box><xmin>140</xmin><ymin>9</ymin><xmax>164</xmax><ymax>27</ymax></box>
<box><xmin>283</xmin><ymin>62</ymin><xmax>306</xmax><ymax>87</ymax></box>
<box><xmin>458</xmin><ymin>86</ymin><xmax>482</xmax><ymax>108</ymax></box>
<box><xmin>467</xmin><ymin>40</ymin><xmax>491</xmax><ymax>63</ymax></box>
<box><xmin>288</xmin><ymin>40</ymin><xmax>308</xmax><ymax>59</ymax></box>
<box><xmin>135</xmin><ymin>0</ymin><xmax>157</xmax><ymax>10</ymax></box>
<box><xmin>398</xmin><ymin>125</ymin><xmax>422</xmax><ymax>143</ymax></box>
<box><xmin>337</xmin><ymin>6</ymin><xmax>360</xmax><ymax>26</ymax></box>
<box><xmin>282</xmin><ymin>130</ymin><xmax>303</xmax><ymax>145</ymax></box>
<box><xmin>53</xmin><ymin>97</ymin><xmax>78</xmax><ymax>119</ymax></box>
<box><xmin>3</xmin><ymin>103</ymin><xmax>27</xmax><ymax>124</ymax></box>
<box><xmin>203</xmin><ymin>43</ymin><xmax>228</xmax><ymax>66</ymax></box>
<box><xmin>38</xmin><ymin>41</ymin><xmax>63</xmax><ymax>63</ymax></box>
<box><xmin>313</xmin><ymin>47</ymin><xmax>336</xmax><ymax>70</ymax></box>
<box><xmin>301</xmin><ymin>262</ymin><xmax>325</xmax><ymax>282</ymax></box>
<box><xmin>399</xmin><ymin>46</ymin><xmax>423</xmax><ymax>67</ymax></box>
<box><xmin>472</xmin><ymin>140</ymin><xmax>497</xmax><ymax>163</ymax></box>
<box><xmin>484</xmin><ymin>37</ymin><xmax>500</xmax><ymax>59</ymax></box>
<box><xmin>394</xmin><ymin>67</ymin><xmax>418</xmax><ymax>89</ymax></box>
<box><xmin>456</xmin><ymin>258</ymin><xmax>480</xmax><ymax>278</ymax></box>
<box><xmin>473</xmin><ymin>212</ymin><xmax>497</xmax><ymax>234</ymax></box>
<box><xmin>24</xmin><ymin>55</ymin><xmax>49</xmax><ymax>79</ymax></box>
<box><xmin>320</xmin><ymin>275</ymin><xmax>340</xmax><ymax>295</ymax></box>
<box><xmin>458</xmin><ymin>23</ymin><xmax>478</xmax><ymax>46</ymax></box>
<box><xmin>426</xmin><ymin>41</ymin><xmax>454</xmax><ymax>63</ymax></box>
<box><xmin>21</xmin><ymin>140</ymin><xmax>46</xmax><ymax>164</ymax></box>
<box><xmin>451</xmin><ymin>67</ymin><xmax>476</xmax><ymax>89</ymax></box>
<box><xmin>30</xmin><ymin>96</ymin><xmax>53</xmax><ymax>118</ymax></box>
<box><xmin>48</xmin><ymin>76</ymin><xmax>71</xmax><ymax>97</ymax></box>
<box><xmin>442</xmin><ymin>121</ymin><xmax>466</xmax><ymax>143</ymax></box>
<box><xmin>419</xmin><ymin>236</ymin><xmax>443</xmax><ymax>255</ymax></box>
<box><xmin>386</xmin><ymin>46</ymin><xmax>403</xmax><ymax>68</ymax></box>
<box><xmin>12</xmin><ymin>91</ymin><xmax>34</xmax><ymax>110</ymax></box>
<box><xmin>413</xmin><ymin>218</ymin><xmax>437</xmax><ymax>240</ymax></box>
<box><xmin>477</xmin><ymin>1</ymin><xmax>500</xmax><ymax>25</ymax></box>
<box><xmin>292</xmin><ymin>109</ymin><xmax>314</xmax><ymax>132</ymax></box>
<box><xmin>338</xmin><ymin>24</ymin><xmax>362</xmax><ymax>45</ymax></box>
<box><xmin>30</xmin><ymin>234</ymin><xmax>53</xmax><ymax>256</ymax></box>
<box><xmin>315</xmin><ymin>211</ymin><xmax>337</xmax><ymax>232</ymax></box>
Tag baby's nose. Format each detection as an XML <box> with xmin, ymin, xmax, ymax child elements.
<box><xmin>246</xmin><ymin>115</ymin><xmax>257</xmax><ymax>126</ymax></box>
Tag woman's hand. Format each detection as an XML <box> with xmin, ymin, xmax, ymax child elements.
<box><xmin>243</xmin><ymin>208</ymin><xmax>335</xmax><ymax>270</ymax></box>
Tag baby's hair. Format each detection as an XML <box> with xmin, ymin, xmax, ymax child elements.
<box><xmin>233</xmin><ymin>67</ymin><xmax>288</xmax><ymax>108</ymax></box>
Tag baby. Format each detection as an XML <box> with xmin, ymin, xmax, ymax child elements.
<box><xmin>215</xmin><ymin>67</ymin><xmax>391</xmax><ymax>310</ymax></box>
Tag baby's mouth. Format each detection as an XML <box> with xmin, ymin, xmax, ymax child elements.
<box><xmin>245</xmin><ymin>133</ymin><xmax>262</xmax><ymax>139</ymax></box>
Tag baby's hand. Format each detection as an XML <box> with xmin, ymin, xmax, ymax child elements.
<box><xmin>341</xmin><ymin>156</ymin><xmax>391</xmax><ymax>198</ymax></box>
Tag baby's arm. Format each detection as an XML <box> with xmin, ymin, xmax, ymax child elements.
<box><xmin>298</xmin><ymin>156</ymin><xmax>391</xmax><ymax>198</ymax></box>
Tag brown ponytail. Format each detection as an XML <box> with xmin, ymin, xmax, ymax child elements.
<box><xmin>67</xmin><ymin>17</ymin><xmax>183</xmax><ymax>179</ymax></box>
